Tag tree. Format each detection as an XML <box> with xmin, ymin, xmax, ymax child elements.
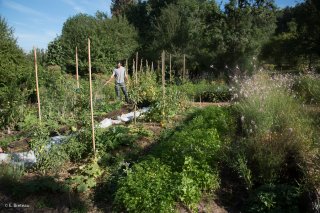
<box><xmin>220</xmin><ymin>0</ymin><xmax>277</xmax><ymax>73</ymax></box>
<box><xmin>60</xmin><ymin>13</ymin><xmax>98</xmax><ymax>74</ymax></box>
<box><xmin>111</xmin><ymin>0</ymin><xmax>136</xmax><ymax>17</ymax></box>
<box><xmin>0</xmin><ymin>16</ymin><xmax>33</xmax><ymax>128</ymax></box>
<box><xmin>58</xmin><ymin>13</ymin><xmax>138</xmax><ymax>74</ymax></box>
<box><xmin>47</xmin><ymin>36</ymin><xmax>63</xmax><ymax>66</ymax></box>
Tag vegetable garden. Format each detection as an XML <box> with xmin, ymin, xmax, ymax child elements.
<box><xmin>1</xmin><ymin>0</ymin><xmax>320</xmax><ymax>212</ymax></box>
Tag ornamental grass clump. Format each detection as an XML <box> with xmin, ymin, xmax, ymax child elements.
<box><xmin>233</xmin><ymin>72</ymin><xmax>315</xmax><ymax>184</ymax></box>
<box><xmin>293</xmin><ymin>73</ymin><xmax>320</xmax><ymax>105</ymax></box>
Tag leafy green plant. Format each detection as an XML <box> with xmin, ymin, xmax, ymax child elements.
<box><xmin>245</xmin><ymin>184</ymin><xmax>301</xmax><ymax>213</ymax></box>
<box><xmin>115</xmin><ymin>158</ymin><xmax>176</xmax><ymax>213</ymax></box>
<box><xmin>114</xmin><ymin>107</ymin><xmax>234</xmax><ymax>212</ymax></box>
<box><xmin>177</xmin><ymin>156</ymin><xmax>220</xmax><ymax>212</ymax></box>
<box><xmin>31</xmin><ymin>126</ymin><xmax>69</xmax><ymax>174</ymax></box>
<box><xmin>293</xmin><ymin>74</ymin><xmax>320</xmax><ymax>104</ymax></box>
<box><xmin>67</xmin><ymin>159</ymin><xmax>103</xmax><ymax>192</ymax></box>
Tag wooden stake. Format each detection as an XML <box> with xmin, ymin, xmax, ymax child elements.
<box><xmin>125</xmin><ymin>59</ymin><xmax>128</xmax><ymax>74</ymax></box>
<box><xmin>161</xmin><ymin>51</ymin><xmax>165</xmax><ymax>121</ymax></box>
<box><xmin>140</xmin><ymin>59</ymin><xmax>143</xmax><ymax>72</ymax></box>
<box><xmin>146</xmin><ymin>60</ymin><xmax>149</xmax><ymax>72</ymax></box>
<box><xmin>169</xmin><ymin>54</ymin><xmax>172</xmax><ymax>83</ymax></box>
<box><xmin>151</xmin><ymin>61</ymin><xmax>154</xmax><ymax>72</ymax></box>
<box><xmin>183</xmin><ymin>54</ymin><xmax>186</xmax><ymax>82</ymax></box>
<box><xmin>88</xmin><ymin>38</ymin><xmax>96</xmax><ymax>155</ymax></box>
<box><xmin>34</xmin><ymin>47</ymin><xmax>41</xmax><ymax>122</ymax></box>
<box><xmin>76</xmin><ymin>46</ymin><xmax>79</xmax><ymax>88</ymax></box>
<box><xmin>132</xmin><ymin>59</ymin><xmax>135</xmax><ymax>82</ymax></box>
<box><xmin>136</xmin><ymin>52</ymin><xmax>138</xmax><ymax>75</ymax></box>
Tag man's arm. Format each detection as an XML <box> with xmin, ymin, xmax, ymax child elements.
<box><xmin>104</xmin><ymin>73</ymin><xmax>115</xmax><ymax>86</ymax></box>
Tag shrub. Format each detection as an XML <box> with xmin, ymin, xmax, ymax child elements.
<box><xmin>245</xmin><ymin>184</ymin><xmax>301</xmax><ymax>213</ymax></box>
<box><xmin>232</xmin><ymin>72</ymin><xmax>315</xmax><ymax>184</ymax></box>
<box><xmin>115</xmin><ymin>158</ymin><xmax>176</xmax><ymax>213</ymax></box>
<box><xmin>114</xmin><ymin>107</ymin><xmax>235</xmax><ymax>212</ymax></box>
<box><xmin>293</xmin><ymin>74</ymin><xmax>320</xmax><ymax>104</ymax></box>
<box><xmin>177</xmin><ymin>156</ymin><xmax>220</xmax><ymax>211</ymax></box>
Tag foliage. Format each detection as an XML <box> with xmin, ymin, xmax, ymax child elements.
<box><xmin>47</xmin><ymin>36</ymin><xmax>63</xmax><ymax>66</ymax></box>
<box><xmin>30</xmin><ymin>126</ymin><xmax>69</xmax><ymax>174</ymax></box>
<box><xmin>0</xmin><ymin>16</ymin><xmax>33</xmax><ymax>129</ymax></box>
<box><xmin>67</xmin><ymin>159</ymin><xmax>103</xmax><ymax>192</ymax></box>
<box><xmin>232</xmin><ymin>72</ymin><xmax>315</xmax><ymax>184</ymax></box>
<box><xmin>293</xmin><ymin>74</ymin><xmax>320</xmax><ymax>104</ymax></box>
<box><xmin>245</xmin><ymin>184</ymin><xmax>301</xmax><ymax>213</ymax></box>
<box><xmin>114</xmin><ymin>107</ymin><xmax>235</xmax><ymax>212</ymax></box>
<box><xmin>177</xmin><ymin>156</ymin><xmax>220</xmax><ymax>211</ymax></box>
<box><xmin>0</xmin><ymin>163</ymin><xmax>25</xmax><ymax>182</ymax></box>
<box><xmin>181</xmin><ymin>80</ymin><xmax>231</xmax><ymax>102</ymax></box>
<box><xmin>95</xmin><ymin>125</ymin><xmax>153</xmax><ymax>162</ymax></box>
<box><xmin>146</xmin><ymin>85</ymin><xmax>189</xmax><ymax>123</ymax></box>
<box><xmin>115</xmin><ymin>158</ymin><xmax>176</xmax><ymax>213</ymax></box>
<box><xmin>59</xmin><ymin>13</ymin><xmax>138</xmax><ymax>74</ymax></box>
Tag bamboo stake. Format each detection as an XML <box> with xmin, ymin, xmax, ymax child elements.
<box><xmin>151</xmin><ymin>61</ymin><xmax>154</xmax><ymax>72</ymax></box>
<box><xmin>140</xmin><ymin>59</ymin><xmax>143</xmax><ymax>72</ymax></box>
<box><xmin>34</xmin><ymin>47</ymin><xmax>41</xmax><ymax>122</ymax></box>
<box><xmin>88</xmin><ymin>38</ymin><xmax>95</xmax><ymax>155</ymax></box>
<box><xmin>125</xmin><ymin>59</ymin><xmax>128</xmax><ymax>75</ymax></box>
<box><xmin>161</xmin><ymin>50</ymin><xmax>165</xmax><ymax>122</ymax></box>
<box><xmin>136</xmin><ymin>52</ymin><xmax>138</xmax><ymax>75</ymax></box>
<box><xmin>76</xmin><ymin>46</ymin><xmax>79</xmax><ymax>88</ymax></box>
<box><xmin>183</xmin><ymin>54</ymin><xmax>186</xmax><ymax>82</ymax></box>
<box><xmin>146</xmin><ymin>60</ymin><xmax>149</xmax><ymax>72</ymax></box>
<box><xmin>169</xmin><ymin>54</ymin><xmax>172</xmax><ymax>83</ymax></box>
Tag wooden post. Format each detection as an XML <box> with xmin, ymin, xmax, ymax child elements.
<box><xmin>135</xmin><ymin>52</ymin><xmax>138</xmax><ymax>75</ymax></box>
<box><xmin>34</xmin><ymin>47</ymin><xmax>41</xmax><ymax>122</ymax></box>
<box><xmin>88</xmin><ymin>38</ymin><xmax>95</xmax><ymax>155</ymax></box>
<box><xmin>169</xmin><ymin>54</ymin><xmax>172</xmax><ymax>83</ymax></box>
<box><xmin>132</xmin><ymin>59</ymin><xmax>135</xmax><ymax>83</ymax></box>
<box><xmin>135</xmin><ymin>63</ymin><xmax>138</xmax><ymax>85</ymax></box>
<box><xmin>183</xmin><ymin>54</ymin><xmax>186</xmax><ymax>82</ymax></box>
<box><xmin>161</xmin><ymin>51</ymin><xmax>165</xmax><ymax>121</ymax></box>
<box><xmin>139</xmin><ymin>59</ymin><xmax>142</xmax><ymax>72</ymax></box>
<box><xmin>146</xmin><ymin>59</ymin><xmax>149</xmax><ymax>72</ymax></box>
<box><xmin>76</xmin><ymin>46</ymin><xmax>79</xmax><ymax>88</ymax></box>
<box><xmin>151</xmin><ymin>61</ymin><xmax>154</xmax><ymax>72</ymax></box>
<box><xmin>125</xmin><ymin>59</ymin><xmax>128</xmax><ymax>74</ymax></box>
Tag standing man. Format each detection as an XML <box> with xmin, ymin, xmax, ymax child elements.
<box><xmin>104</xmin><ymin>61</ymin><xmax>129</xmax><ymax>103</ymax></box>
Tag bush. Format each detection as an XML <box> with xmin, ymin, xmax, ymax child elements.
<box><xmin>293</xmin><ymin>74</ymin><xmax>320</xmax><ymax>104</ymax></box>
<box><xmin>245</xmin><ymin>184</ymin><xmax>301</xmax><ymax>213</ymax></box>
<box><xmin>231</xmin><ymin>72</ymin><xmax>315</xmax><ymax>185</ymax></box>
<box><xmin>114</xmin><ymin>107</ymin><xmax>235</xmax><ymax>212</ymax></box>
<box><xmin>115</xmin><ymin>158</ymin><xmax>176</xmax><ymax>213</ymax></box>
<box><xmin>181</xmin><ymin>80</ymin><xmax>231</xmax><ymax>102</ymax></box>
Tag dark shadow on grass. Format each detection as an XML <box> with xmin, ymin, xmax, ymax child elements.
<box><xmin>0</xmin><ymin>173</ymin><xmax>87</xmax><ymax>213</ymax></box>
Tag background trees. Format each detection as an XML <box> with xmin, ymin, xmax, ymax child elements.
<box><xmin>0</xmin><ymin>16</ymin><xmax>33</xmax><ymax>128</ymax></box>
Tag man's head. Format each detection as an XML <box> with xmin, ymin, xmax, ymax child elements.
<box><xmin>117</xmin><ymin>61</ymin><xmax>122</xmax><ymax>68</ymax></box>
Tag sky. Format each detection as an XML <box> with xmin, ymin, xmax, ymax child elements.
<box><xmin>0</xmin><ymin>0</ymin><xmax>300</xmax><ymax>52</ymax></box>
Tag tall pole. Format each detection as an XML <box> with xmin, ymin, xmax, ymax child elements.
<box><xmin>183</xmin><ymin>54</ymin><xmax>186</xmax><ymax>82</ymax></box>
<box><xmin>146</xmin><ymin>60</ymin><xmax>149</xmax><ymax>72</ymax></box>
<box><xmin>136</xmin><ymin>52</ymin><xmax>138</xmax><ymax>75</ymax></box>
<box><xmin>140</xmin><ymin>59</ymin><xmax>143</xmax><ymax>72</ymax></box>
<box><xmin>88</xmin><ymin>38</ymin><xmax>95</xmax><ymax>155</ymax></box>
<box><xmin>76</xmin><ymin>46</ymin><xmax>79</xmax><ymax>88</ymax></box>
<box><xmin>125</xmin><ymin>59</ymin><xmax>128</xmax><ymax>73</ymax></box>
<box><xmin>34</xmin><ymin>47</ymin><xmax>41</xmax><ymax>122</ymax></box>
<box><xmin>169</xmin><ymin>54</ymin><xmax>172</xmax><ymax>83</ymax></box>
<box><xmin>161</xmin><ymin>51</ymin><xmax>166</xmax><ymax>121</ymax></box>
